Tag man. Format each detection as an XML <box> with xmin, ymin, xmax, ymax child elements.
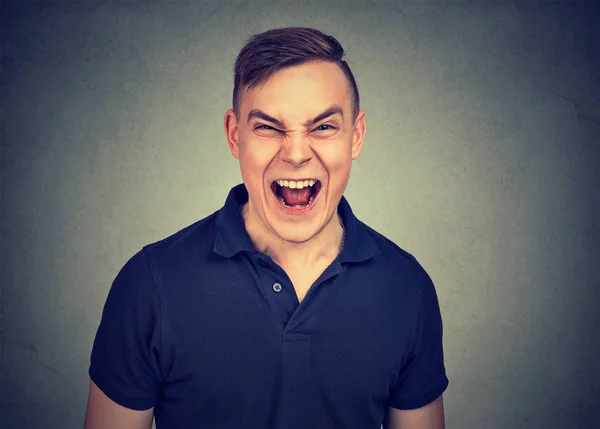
<box><xmin>84</xmin><ymin>27</ymin><xmax>449</xmax><ymax>429</ymax></box>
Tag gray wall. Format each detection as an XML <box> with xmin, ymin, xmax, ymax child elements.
<box><xmin>1</xmin><ymin>1</ymin><xmax>599</xmax><ymax>428</ymax></box>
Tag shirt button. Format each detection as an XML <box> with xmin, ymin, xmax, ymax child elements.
<box><xmin>272</xmin><ymin>283</ymin><xmax>282</xmax><ymax>292</ymax></box>
<box><xmin>258</xmin><ymin>259</ymin><xmax>267</xmax><ymax>267</ymax></box>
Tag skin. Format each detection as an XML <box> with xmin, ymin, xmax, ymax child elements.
<box><xmin>84</xmin><ymin>380</ymin><xmax>153</xmax><ymax>429</ymax></box>
<box><xmin>84</xmin><ymin>59</ymin><xmax>444</xmax><ymax>429</ymax></box>
<box><xmin>384</xmin><ymin>395</ymin><xmax>445</xmax><ymax>429</ymax></box>
<box><xmin>224</xmin><ymin>60</ymin><xmax>365</xmax><ymax>270</ymax></box>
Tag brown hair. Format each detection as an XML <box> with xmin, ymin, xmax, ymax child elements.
<box><xmin>233</xmin><ymin>27</ymin><xmax>360</xmax><ymax>120</ymax></box>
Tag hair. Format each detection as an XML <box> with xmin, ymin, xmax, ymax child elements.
<box><xmin>233</xmin><ymin>27</ymin><xmax>360</xmax><ymax>120</ymax></box>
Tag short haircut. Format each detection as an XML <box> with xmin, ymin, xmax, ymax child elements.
<box><xmin>233</xmin><ymin>27</ymin><xmax>360</xmax><ymax>121</ymax></box>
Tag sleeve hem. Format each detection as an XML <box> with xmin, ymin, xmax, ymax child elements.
<box><xmin>389</xmin><ymin>376</ymin><xmax>449</xmax><ymax>410</ymax></box>
<box><xmin>89</xmin><ymin>368</ymin><xmax>156</xmax><ymax>411</ymax></box>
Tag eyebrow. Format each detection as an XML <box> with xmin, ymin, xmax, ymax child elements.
<box><xmin>303</xmin><ymin>105</ymin><xmax>344</xmax><ymax>127</ymax></box>
<box><xmin>247</xmin><ymin>110</ymin><xmax>285</xmax><ymax>129</ymax></box>
<box><xmin>247</xmin><ymin>105</ymin><xmax>344</xmax><ymax>129</ymax></box>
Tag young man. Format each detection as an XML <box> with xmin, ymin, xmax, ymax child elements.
<box><xmin>85</xmin><ymin>27</ymin><xmax>449</xmax><ymax>429</ymax></box>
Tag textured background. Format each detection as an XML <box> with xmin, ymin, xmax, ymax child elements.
<box><xmin>1</xmin><ymin>1</ymin><xmax>599</xmax><ymax>429</ymax></box>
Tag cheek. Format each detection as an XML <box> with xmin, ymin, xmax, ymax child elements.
<box><xmin>239</xmin><ymin>139</ymin><xmax>278</xmax><ymax>168</ymax></box>
<box><xmin>238</xmin><ymin>138</ymin><xmax>281</xmax><ymax>190</ymax></box>
<box><xmin>314</xmin><ymin>141</ymin><xmax>353</xmax><ymax>173</ymax></box>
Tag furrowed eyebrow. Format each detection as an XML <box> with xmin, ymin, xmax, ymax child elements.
<box><xmin>246</xmin><ymin>105</ymin><xmax>345</xmax><ymax>130</ymax></box>
<box><xmin>247</xmin><ymin>110</ymin><xmax>285</xmax><ymax>129</ymax></box>
<box><xmin>303</xmin><ymin>105</ymin><xmax>344</xmax><ymax>127</ymax></box>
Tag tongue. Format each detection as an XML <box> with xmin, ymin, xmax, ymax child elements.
<box><xmin>280</xmin><ymin>186</ymin><xmax>312</xmax><ymax>206</ymax></box>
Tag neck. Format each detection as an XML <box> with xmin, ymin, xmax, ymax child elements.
<box><xmin>241</xmin><ymin>203</ymin><xmax>345</xmax><ymax>269</ymax></box>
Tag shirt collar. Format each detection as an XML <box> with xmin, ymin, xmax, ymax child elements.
<box><xmin>213</xmin><ymin>184</ymin><xmax>255</xmax><ymax>258</ymax></box>
<box><xmin>213</xmin><ymin>184</ymin><xmax>379</xmax><ymax>263</ymax></box>
<box><xmin>337</xmin><ymin>196</ymin><xmax>380</xmax><ymax>263</ymax></box>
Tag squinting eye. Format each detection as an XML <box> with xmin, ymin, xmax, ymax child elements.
<box><xmin>255</xmin><ymin>124</ymin><xmax>276</xmax><ymax>131</ymax></box>
<box><xmin>315</xmin><ymin>124</ymin><xmax>336</xmax><ymax>131</ymax></box>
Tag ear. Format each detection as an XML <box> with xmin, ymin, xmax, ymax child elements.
<box><xmin>224</xmin><ymin>109</ymin><xmax>240</xmax><ymax>159</ymax></box>
<box><xmin>351</xmin><ymin>110</ymin><xmax>366</xmax><ymax>160</ymax></box>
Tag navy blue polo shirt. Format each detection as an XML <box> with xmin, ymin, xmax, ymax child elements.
<box><xmin>89</xmin><ymin>184</ymin><xmax>448</xmax><ymax>428</ymax></box>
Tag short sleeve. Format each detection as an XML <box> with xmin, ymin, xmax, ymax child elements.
<box><xmin>89</xmin><ymin>247</ymin><xmax>163</xmax><ymax>410</ymax></box>
<box><xmin>389</xmin><ymin>270</ymin><xmax>449</xmax><ymax>410</ymax></box>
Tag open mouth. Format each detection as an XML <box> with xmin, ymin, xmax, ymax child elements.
<box><xmin>270</xmin><ymin>179</ymin><xmax>322</xmax><ymax>210</ymax></box>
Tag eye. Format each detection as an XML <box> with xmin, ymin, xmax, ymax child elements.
<box><xmin>253</xmin><ymin>124</ymin><xmax>283</xmax><ymax>136</ymax></box>
<box><xmin>314</xmin><ymin>124</ymin><xmax>337</xmax><ymax>132</ymax></box>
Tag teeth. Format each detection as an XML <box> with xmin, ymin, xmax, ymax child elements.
<box><xmin>276</xmin><ymin>179</ymin><xmax>318</xmax><ymax>188</ymax></box>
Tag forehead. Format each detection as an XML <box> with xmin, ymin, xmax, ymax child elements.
<box><xmin>241</xmin><ymin>61</ymin><xmax>352</xmax><ymax>121</ymax></box>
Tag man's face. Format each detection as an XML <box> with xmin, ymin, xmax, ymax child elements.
<box><xmin>225</xmin><ymin>60</ymin><xmax>366</xmax><ymax>244</ymax></box>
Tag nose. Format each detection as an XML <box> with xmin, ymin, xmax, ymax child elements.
<box><xmin>280</xmin><ymin>133</ymin><xmax>312</xmax><ymax>168</ymax></box>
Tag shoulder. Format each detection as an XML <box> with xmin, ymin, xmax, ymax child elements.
<box><xmin>112</xmin><ymin>210</ymin><xmax>221</xmax><ymax>293</ymax></box>
<box><xmin>145</xmin><ymin>210</ymin><xmax>220</xmax><ymax>255</ymax></box>
<box><xmin>351</xmin><ymin>219</ymin><xmax>438</xmax><ymax>315</ymax></box>
<box><xmin>142</xmin><ymin>210</ymin><xmax>220</xmax><ymax>268</ymax></box>
<box><xmin>359</xmin><ymin>220</ymin><xmax>431</xmax><ymax>281</ymax></box>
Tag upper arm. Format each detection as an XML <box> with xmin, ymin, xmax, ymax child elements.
<box><xmin>88</xmin><ymin>249</ymin><xmax>162</xmax><ymax>412</ymax></box>
<box><xmin>388</xmin><ymin>268</ymin><xmax>449</xmax><ymax>410</ymax></box>
<box><xmin>383</xmin><ymin>394</ymin><xmax>445</xmax><ymax>429</ymax></box>
<box><xmin>84</xmin><ymin>380</ymin><xmax>154</xmax><ymax>429</ymax></box>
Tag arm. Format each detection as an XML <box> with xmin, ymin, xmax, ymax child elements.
<box><xmin>387</xmin><ymin>266</ymin><xmax>448</xmax><ymax>427</ymax></box>
<box><xmin>87</xmin><ymin>249</ymin><xmax>162</xmax><ymax>428</ymax></box>
<box><xmin>84</xmin><ymin>380</ymin><xmax>154</xmax><ymax>429</ymax></box>
<box><xmin>383</xmin><ymin>394</ymin><xmax>445</xmax><ymax>429</ymax></box>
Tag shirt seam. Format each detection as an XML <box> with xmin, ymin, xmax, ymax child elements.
<box><xmin>142</xmin><ymin>245</ymin><xmax>164</xmax><ymax>382</ymax></box>
<box><xmin>393</xmin><ymin>267</ymin><xmax>427</xmax><ymax>388</ymax></box>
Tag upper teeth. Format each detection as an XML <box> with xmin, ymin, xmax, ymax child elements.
<box><xmin>276</xmin><ymin>179</ymin><xmax>316</xmax><ymax>189</ymax></box>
